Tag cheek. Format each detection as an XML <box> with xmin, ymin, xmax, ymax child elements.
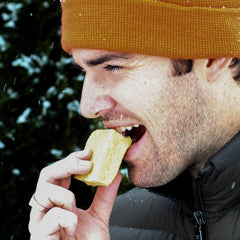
<box><xmin>112</xmin><ymin>77</ymin><xmax>147</xmax><ymax>108</ymax></box>
<box><xmin>116</xmin><ymin>71</ymin><xmax>163</xmax><ymax>103</ymax></box>
<box><xmin>117</xmin><ymin>85</ymin><xmax>160</xmax><ymax>124</ymax></box>
<box><xmin>112</xmin><ymin>69</ymin><xmax>174</xmax><ymax>127</ymax></box>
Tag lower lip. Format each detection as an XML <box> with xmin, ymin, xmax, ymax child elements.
<box><xmin>124</xmin><ymin>130</ymin><xmax>147</xmax><ymax>160</ymax></box>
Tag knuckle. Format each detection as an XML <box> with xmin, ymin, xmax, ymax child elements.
<box><xmin>49</xmin><ymin>206</ymin><xmax>59</xmax><ymax>216</ymax></box>
<box><xmin>68</xmin><ymin>153</ymin><xmax>79</xmax><ymax>166</ymax></box>
<box><xmin>28</xmin><ymin>221</ymin><xmax>34</xmax><ymax>234</ymax></box>
<box><xmin>28</xmin><ymin>222</ymin><xmax>40</xmax><ymax>240</ymax></box>
<box><xmin>49</xmin><ymin>207</ymin><xmax>77</xmax><ymax>225</ymax></box>
<box><xmin>66</xmin><ymin>158</ymin><xmax>79</xmax><ymax>174</ymax></box>
<box><xmin>39</xmin><ymin>166</ymin><xmax>49</xmax><ymax>181</ymax></box>
<box><xmin>68</xmin><ymin>191</ymin><xmax>76</xmax><ymax>207</ymax></box>
<box><xmin>61</xmin><ymin>153</ymin><xmax>78</xmax><ymax>172</ymax></box>
<box><xmin>64</xmin><ymin>152</ymin><xmax>77</xmax><ymax>164</ymax></box>
<box><xmin>54</xmin><ymin>188</ymin><xmax>76</xmax><ymax>209</ymax></box>
<box><xmin>49</xmin><ymin>207</ymin><xmax>65</xmax><ymax>224</ymax></box>
<box><xmin>68</xmin><ymin>152</ymin><xmax>76</xmax><ymax>158</ymax></box>
<box><xmin>69</xmin><ymin>191</ymin><xmax>75</xmax><ymax>202</ymax></box>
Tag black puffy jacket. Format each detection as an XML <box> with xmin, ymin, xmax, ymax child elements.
<box><xmin>110</xmin><ymin>132</ymin><xmax>240</xmax><ymax>240</ymax></box>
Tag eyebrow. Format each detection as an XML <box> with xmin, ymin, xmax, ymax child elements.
<box><xmin>86</xmin><ymin>53</ymin><xmax>130</xmax><ymax>67</ymax></box>
<box><xmin>73</xmin><ymin>53</ymin><xmax>131</xmax><ymax>71</ymax></box>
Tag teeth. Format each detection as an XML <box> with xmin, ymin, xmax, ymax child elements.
<box><xmin>126</xmin><ymin>126</ymin><xmax>133</xmax><ymax>131</ymax></box>
<box><xmin>120</xmin><ymin>124</ymin><xmax>140</xmax><ymax>133</ymax></box>
<box><xmin>121</xmin><ymin>126</ymin><xmax>127</xmax><ymax>132</ymax></box>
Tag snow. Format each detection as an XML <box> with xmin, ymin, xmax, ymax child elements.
<box><xmin>17</xmin><ymin>108</ymin><xmax>31</xmax><ymax>124</ymax></box>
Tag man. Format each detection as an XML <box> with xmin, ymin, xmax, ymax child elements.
<box><xmin>28</xmin><ymin>1</ymin><xmax>240</xmax><ymax>239</ymax></box>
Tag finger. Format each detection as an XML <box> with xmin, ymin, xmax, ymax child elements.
<box><xmin>29</xmin><ymin>208</ymin><xmax>45</xmax><ymax>234</ymax></box>
<box><xmin>30</xmin><ymin>207</ymin><xmax>78</xmax><ymax>239</ymax></box>
<box><xmin>38</xmin><ymin>149</ymin><xmax>92</xmax><ymax>184</ymax></box>
<box><xmin>29</xmin><ymin>194</ymin><xmax>48</xmax><ymax>212</ymax></box>
<box><xmin>89</xmin><ymin>172</ymin><xmax>122</xmax><ymax>223</ymax></box>
<box><xmin>29</xmin><ymin>185</ymin><xmax>77</xmax><ymax>229</ymax></box>
<box><xmin>35</xmin><ymin>183</ymin><xmax>76</xmax><ymax>212</ymax></box>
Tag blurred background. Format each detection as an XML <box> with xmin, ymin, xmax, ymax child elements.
<box><xmin>0</xmin><ymin>0</ymin><xmax>133</xmax><ymax>239</ymax></box>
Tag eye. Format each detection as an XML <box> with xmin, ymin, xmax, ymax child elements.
<box><xmin>104</xmin><ymin>65</ymin><xmax>123</xmax><ymax>72</ymax></box>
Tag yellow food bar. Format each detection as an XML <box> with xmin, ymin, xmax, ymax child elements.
<box><xmin>75</xmin><ymin>129</ymin><xmax>132</xmax><ymax>186</ymax></box>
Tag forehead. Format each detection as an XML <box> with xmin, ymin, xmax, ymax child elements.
<box><xmin>71</xmin><ymin>49</ymin><xmax>134</xmax><ymax>63</ymax></box>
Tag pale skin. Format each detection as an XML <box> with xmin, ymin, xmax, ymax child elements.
<box><xmin>29</xmin><ymin>49</ymin><xmax>240</xmax><ymax>239</ymax></box>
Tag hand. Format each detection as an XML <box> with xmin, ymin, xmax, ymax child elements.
<box><xmin>28</xmin><ymin>149</ymin><xmax>122</xmax><ymax>240</ymax></box>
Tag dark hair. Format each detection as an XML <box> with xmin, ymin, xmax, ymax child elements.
<box><xmin>171</xmin><ymin>59</ymin><xmax>193</xmax><ymax>76</ymax></box>
<box><xmin>172</xmin><ymin>58</ymin><xmax>240</xmax><ymax>83</ymax></box>
<box><xmin>229</xmin><ymin>58</ymin><xmax>240</xmax><ymax>82</ymax></box>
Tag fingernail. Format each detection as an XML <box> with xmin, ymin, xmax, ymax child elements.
<box><xmin>75</xmin><ymin>149</ymin><xmax>92</xmax><ymax>159</ymax></box>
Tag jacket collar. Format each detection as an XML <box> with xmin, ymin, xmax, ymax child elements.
<box><xmin>148</xmin><ymin>132</ymin><xmax>240</xmax><ymax>212</ymax></box>
<box><xmin>198</xmin><ymin>131</ymin><xmax>240</xmax><ymax>214</ymax></box>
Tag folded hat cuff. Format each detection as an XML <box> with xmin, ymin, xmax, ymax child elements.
<box><xmin>61</xmin><ymin>0</ymin><xmax>240</xmax><ymax>59</ymax></box>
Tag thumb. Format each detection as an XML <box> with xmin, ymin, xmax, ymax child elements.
<box><xmin>89</xmin><ymin>172</ymin><xmax>122</xmax><ymax>223</ymax></box>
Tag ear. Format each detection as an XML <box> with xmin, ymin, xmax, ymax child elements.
<box><xmin>206</xmin><ymin>58</ymin><xmax>233</xmax><ymax>82</ymax></box>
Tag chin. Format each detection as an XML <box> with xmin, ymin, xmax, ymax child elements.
<box><xmin>127</xmin><ymin>165</ymin><xmax>161</xmax><ymax>188</ymax></box>
<box><xmin>127</xmin><ymin>163</ymin><xmax>178</xmax><ymax>188</ymax></box>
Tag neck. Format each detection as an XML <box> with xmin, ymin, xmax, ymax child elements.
<box><xmin>189</xmin><ymin>128</ymin><xmax>240</xmax><ymax>177</ymax></box>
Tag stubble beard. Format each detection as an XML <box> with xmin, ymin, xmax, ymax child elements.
<box><xmin>126</xmin><ymin>72</ymin><xmax>221</xmax><ymax>188</ymax></box>
<box><xmin>126</xmin><ymin>132</ymin><xmax>188</xmax><ymax>188</ymax></box>
<box><xmin>126</xmin><ymin>141</ymin><xmax>191</xmax><ymax>188</ymax></box>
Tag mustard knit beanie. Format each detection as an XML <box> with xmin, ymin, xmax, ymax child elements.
<box><xmin>61</xmin><ymin>0</ymin><xmax>240</xmax><ymax>59</ymax></box>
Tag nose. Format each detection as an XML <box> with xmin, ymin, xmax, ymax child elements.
<box><xmin>80</xmin><ymin>73</ymin><xmax>116</xmax><ymax>119</ymax></box>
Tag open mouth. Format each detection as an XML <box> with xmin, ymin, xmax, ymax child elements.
<box><xmin>121</xmin><ymin>124</ymin><xmax>146</xmax><ymax>144</ymax></box>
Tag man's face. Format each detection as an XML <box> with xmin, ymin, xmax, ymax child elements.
<box><xmin>72</xmin><ymin>49</ymin><xmax>214</xmax><ymax>187</ymax></box>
